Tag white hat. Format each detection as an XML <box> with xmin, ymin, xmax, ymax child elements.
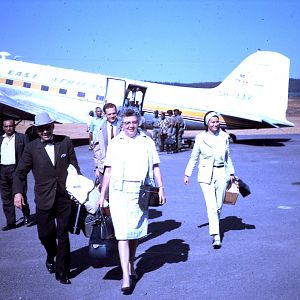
<box><xmin>33</xmin><ymin>112</ymin><xmax>55</xmax><ymax>126</ymax></box>
<box><xmin>204</xmin><ymin>111</ymin><xmax>219</xmax><ymax>126</ymax></box>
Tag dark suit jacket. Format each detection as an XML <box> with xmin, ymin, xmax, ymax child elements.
<box><xmin>0</xmin><ymin>132</ymin><xmax>29</xmax><ymax>169</ymax></box>
<box><xmin>13</xmin><ymin>135</ymin><xmax>80</xmax><ymax>210</ymax></box>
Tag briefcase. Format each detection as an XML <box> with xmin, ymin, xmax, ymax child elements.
<box><xmin>224</xmin><ymin>181</ymin><xmax>239</xmax><ymax>205</ymax></box>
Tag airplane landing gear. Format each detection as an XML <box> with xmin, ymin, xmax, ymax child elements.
<box><xmin>229</xmin><ymin>133</ymin><xmax>237</xmax><ymax>143</ymax></box>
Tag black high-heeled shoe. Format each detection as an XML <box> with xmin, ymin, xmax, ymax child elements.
<box><xmin>121</xmin><ymin>285</ymin><xmax>132</xmax><ymax>295</ymax></box>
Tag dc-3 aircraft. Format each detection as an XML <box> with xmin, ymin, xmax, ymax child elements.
<box><xmin>0</xmin><ymin>50</ymin><xmax>294</xmax><ymax>140</ymax></box>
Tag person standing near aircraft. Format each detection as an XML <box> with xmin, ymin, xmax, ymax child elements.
<box><xmin>87</xmin><ymin>110</ymin><xmax>94</xmax><ymax>150</ymax></box>
<box><xmin>97</xmin><ymin>106</ymin><xmax>166</xmax><ymax>294</ymax></box>
<box><xmin>86</xmin><ymin>110</ymin><xmax>94</xmax><ymax>132</ymax></box>
<box><xmin>158</xmin><ymin>112</ymin><xmax>170</xmax><ymax>152</ymax></box>
<box><xmin>13</xmin><ymin>112</ymin><xmax>81</xmax><ymax>284</ymax></box>
<box><xmin>0</xmin><ymin>119</ymin><xmax>31</xmax><ymax>231</ymax></box>
<box><xmin>174</xmin><ymin>109</ymin><xmax>185</xmax><ymax>152</ymax></box>
<box><xmin>166</xmin><ymin>110</ymin><xmax>176</xmax><ymax>140</ymax></box>
<box><xmin>151</xmin><ymin>110</ymin><xmax>160</xmax><ymax>150</ymax></box>
<box><xmin>93</xmin><ymin>103</ymin><xmax>122</xmax><ymax>198</ymax></box>
<box><xmin>89</xmin><ymin>107</ymin><xmax>103</xmax><ymax>149</ymax></box>
<box><xmin>183</xmin><ymin>111</ymin><xmax>235</xmax><ymax>249</ymax></box>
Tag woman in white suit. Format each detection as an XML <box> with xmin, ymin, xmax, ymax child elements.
<box><xmin>183</xmin><ymin>111</ymin><xmax>235</xmax><ymax>249</ymax></box>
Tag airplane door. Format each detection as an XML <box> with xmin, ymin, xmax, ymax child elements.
<box><xmin>124</xmin><ymin>84</ymin><xmax>147</xmax><ymax>112</ymax></box>
<box><xmin>105</xmin><ymin>78</ymin><xmax>126</xmax><ymax>108</ymax></box>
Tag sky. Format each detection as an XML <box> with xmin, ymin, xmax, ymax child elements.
<box><xmin>1</xmin><ymin>0</ymin><xmax>300</xmax><ymax>83</ymax></box>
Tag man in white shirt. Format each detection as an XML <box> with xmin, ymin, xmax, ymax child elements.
<box><xmin>88</xmin><ymin>107</ymin><xmax>103</xmax><ymax>149</ymax></box>
<box><xmin>0</xmin><ymin>119</ymin><xmax>31</xmax><ymax>231</ymax></box>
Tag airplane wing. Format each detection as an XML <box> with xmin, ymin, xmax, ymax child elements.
<box><xmin>0</xmin><ymin>90</ymin><xmax>35</xmax><ymax>120</ymax></box>
<box><xmin>0</xmin><ymin>87</ymin><xmax>88</xmax><ymax>123</ymax></box>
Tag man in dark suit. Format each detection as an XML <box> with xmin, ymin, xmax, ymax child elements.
<box><xmin>0</xmin><ymin>119</ymin><xmax>31</xmax><ymax>231</ymax></box>
<box><xmin>13</xmin><ymin>112</ymin><xmax>81</xmax><ymax>284</ymax></box>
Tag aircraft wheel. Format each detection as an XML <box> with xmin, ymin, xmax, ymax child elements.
<box><xmin>229</xmin><ymin>133</ymin><xmax>237</xmax><ymax>143</ymax></box>
<box><xmin>187</xmin><ymin>140</ymin><xmax>194</xmax><ymax>148</ymax></box>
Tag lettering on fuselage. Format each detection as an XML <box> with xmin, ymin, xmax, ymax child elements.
<box><xmin>8</xmin><ymin>70</ymin><xmax>38</xmax><ymax>80</ymax></box>
<box><xmin>218</xmin><ymin>90</ymin><xmax>252</xmax><ymax>101</ymax></box>
<box><xmin>51</xmin><ymin>77</ymin><xmax>97</xmax><ymax>89</ymax></box>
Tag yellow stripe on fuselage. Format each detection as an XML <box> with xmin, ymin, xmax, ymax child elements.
<box><xmin>143</xmin><ymin>103</ymin><xmax>225</xmax><ymax>123</ymax></box>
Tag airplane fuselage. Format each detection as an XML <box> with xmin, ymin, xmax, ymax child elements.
<box><xmin>0</xmin><ymin>51</ymin><xmax>294</xmax><ymax>130</ymax></box>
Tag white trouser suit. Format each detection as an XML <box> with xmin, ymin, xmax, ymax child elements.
<box><xmin>184</xmin><ymin>130</ymin><xmax>234</xmax><ymax>237</ymax></box>
<box><xmin>200</xmin><ymin>166</ymin><xmax>227</xmax><ymax>235</ymax></box>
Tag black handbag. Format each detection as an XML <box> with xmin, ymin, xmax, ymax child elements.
<box><xmin>138</xmin><ymin>184</ymin><xmax>160</xmax><ymax>209</ymax></box>
<box><xmin>88</xmin><ymin>208</ymin><xmax>115</xmax><ymax>259</ymax></box>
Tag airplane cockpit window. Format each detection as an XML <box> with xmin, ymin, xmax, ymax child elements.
<box><xmin>6</xmin><ymin>79</ymin><xmax>13</xmax><ymax>85</ymax></box>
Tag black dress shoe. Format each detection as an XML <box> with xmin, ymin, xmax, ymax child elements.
<box><xmin>2</xmin><ymin>224</ymin><xmax>17</xmax><ymax>231</ymax></box>
<box><xmin>23</xmin><ymin>216</ymin><xmax>31</xmax><ymax>225</ymax></box>
<box><xmin>55</xmin><ymin>273</ymin><xmax>71</xmax><ymax>284</ymax></box>
<box><xmin>45</xmin><ymin>260</ymin><xmax>56</xmax><ymax>273</ymax></box>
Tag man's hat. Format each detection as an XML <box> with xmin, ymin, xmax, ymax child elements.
<box><xmin>33</xmin><ymin>112</ymin><xmax>55</xmax><ymax>126</ymax></box>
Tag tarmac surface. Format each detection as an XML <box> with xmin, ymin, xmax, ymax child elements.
<box><xmin>1</xmin><ymin>134</ymin><xmax>300</xmax><ymax>300</ymax></box>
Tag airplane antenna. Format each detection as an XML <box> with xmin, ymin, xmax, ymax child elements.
<box><xmin>0</xmin><ymin>51</ymin><xmax>11</xmax><ymax>59</ymax></box>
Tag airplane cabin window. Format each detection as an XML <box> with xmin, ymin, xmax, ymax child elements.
<box><xmin>59</xmin><ymin>88</ymin><xmax>67</xmax><ymax>94</ymax></box>
<box><xmin>41</xmin><ymin>85</ymin><xmax>49</xmax><ymax>91</ymax></box>
<box><xmin>6</xmin><ymin>79</ymin><xmax>13</xmax><ymax>85</ymax></box>
<box><xmin>96</xmin><ymin>95</ymin><xmax>104</xmax><ymax>101</ymax></box>
<box><xmin>23</xmin><ymin>82</ymin><xmax>31</xmax><ymax>88</ymax></box>
<box><xmin>77</xmin><ymin>92</ymin><xmax>85</xmax><ymax>98</ymax></box>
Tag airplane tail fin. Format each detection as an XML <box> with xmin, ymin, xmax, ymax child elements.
<box><xmin>216</xmin><ymin>51</ymin><xmax>292</xmax><ymax>127</ymax></box>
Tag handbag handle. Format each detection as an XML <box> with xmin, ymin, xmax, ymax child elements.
<box><xmin>144</xmin><ymin>144</ymin><xmax>156</xmax><ymax>186</ymax></box>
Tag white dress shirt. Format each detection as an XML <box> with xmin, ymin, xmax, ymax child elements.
<box><xmin>1</xmin><ymin>133</ymin><xmax>16</xmax><ymax>165</ymax></box>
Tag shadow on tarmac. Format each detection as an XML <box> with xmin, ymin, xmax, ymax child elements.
<box><xmin>140</xmin><ymin>219</ymin><xmax>182</xmax><ymax>244</ymax></box>
<box><xmin>103</xmin><ymin>238</ymin><xmax>190</xmax><ymax>293</ymax></box>
<box><xmin>69</xmin><ymin>210</ymin><xmax>183</xmax><ymax>283</ymax></box>
<box><xmin>197</xmin><ymin>216</ymin><xmax>256</xmax><ymax>240</ymax></box>
<box><xmin>135</xmin><ymin>238</ymin><xmax>190</xmax><ymax>279</ymax></box>
<box><xmin>235</xmin><ymin>138</ymin><xmax>290</xmax><ymax>147</ymax></box>
<box><xmin>220</xmin><ymin>216</ymin><xmax>256</xmax><ymax>239</ymax></box>
<box><xmin>70</xmin><ymin>241</ymin><xmax>120</xmax><ymax>279</ymax></box>
<box><xmin>101</xmin><ymin>217</ymin><xmax>185</xmax><ymax>287</ymax></box>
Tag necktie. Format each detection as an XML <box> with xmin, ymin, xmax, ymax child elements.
<box><xmin>110</xmin><ymin>124</ymin><xmax>114</xmax><ymax>139</ymax></box>
<box><xmin>42</xmin><ymin>139</ymin><xmax>54</xmax><ymax>146</ymax></box>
